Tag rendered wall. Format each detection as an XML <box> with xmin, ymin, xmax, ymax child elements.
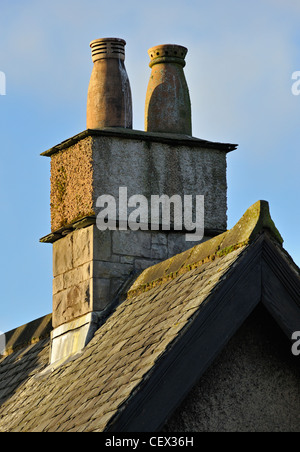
<box><xmin>163</xmin><ymin>305</ymin><xmax>300</xmax><ymax>432</ymax></box>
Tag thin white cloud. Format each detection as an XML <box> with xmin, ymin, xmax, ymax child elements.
<box><xmin>1</xmin><ymin>0</ymin><xmax>300</xmax><ymax>147</ymax></box>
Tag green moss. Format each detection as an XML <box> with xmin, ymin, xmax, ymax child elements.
<box><xmin>55</xmin><ymin>165</ymin><xmax>67</xmax><ymax>203</ymax></box>
<box><xmin>127</xmin><ymin>200</ymin><xmax>284</xmax><ymax>299</ymax></box>
<box><xmin>216</xmin><ymin>241</ymin><xmax>248</xmax><ymax>258</ymax></box>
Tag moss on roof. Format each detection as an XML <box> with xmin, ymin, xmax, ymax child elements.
<box><xmin>0</xmin><ymin>200</ymin><xmax>290</xmax><ymax>432</ymax></box>
<box><xmin>128</xmin><ymin>200</ymin><xmax>283</xmax><ymax>298</ymax></box>
<box><xmin>2</xmin><ymin>315</ymin><xmax>52</xmax><ymax>357</ymax></box>
<box><xmin>0</xmin><ymin>245</ymin><xmax>245</xmax><ymax>432</ymax></box>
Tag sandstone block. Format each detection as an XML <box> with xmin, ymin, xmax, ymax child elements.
<box><xmin>52</xmin><ymin>279</ymin><xmax>92</xmax><ymax>328</ymax></box>
<box><xmin>53</xmin><ymin>233</ymin><xmax>73</xmax><ymax>277</ymax></box>
<box><xmin>92</xmin><ymin>278</ymin><xmax>111</xmax><ymax>310</ymax></box>
<box><xmin>112</xmin><ymin>229</ymin><xmax>152</xmax><ymax>257</ymax></box>
<box><xmin>63</xmin><ymin>262</ymin><xmax>92</xmax><ymax>290</ymax></box>
<box><xmin>93</xmin><ymin>261</ymin><xmax>133</xmax><ymax>279</ymax></box>
<box><xmin>73</xmin><ymin>227</ymin><xmax>93</xmax><ymax>267</ymax></box>
<box><xmin>93</xmin><ymin>228</ymin><xmax>112</xmax><ymax>262</ymax></box>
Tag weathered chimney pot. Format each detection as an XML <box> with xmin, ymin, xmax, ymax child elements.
<box><xmin>145</xmin><ymin>43</ymin><xmax>192</xmax><ymax>135</ymax></box>
<box><xmin>87</xmin><ymin>37</ymin><xmax>132</xmax><ymax>129</ymax></box>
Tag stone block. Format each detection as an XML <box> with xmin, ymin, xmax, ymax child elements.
<box><xmin>167</xmin><ymin>233</ymin><xmax>207</xmax><ymax>258</ymax></box>
<box><xmin>52</xmin><ymin>279</ymin><xmax>92</xmax><ymax>328</ymax></box>
<box><xmin>93</xmin><ymin>261</ymin><xmax>133</xmax><ymax>279</ymax></box>
<box><xmin>53</xmin><ymin>233</ymin><xmax>73</xmax><ymax>277</ymax></box>
<box><xmin>167</xmin><ymin>233</ymin><xmax>190</xmax><ymax>258</ymax></box>
<box><xmin>53</xmin><ymin>274</ymin><xmax>64</xmax><ymax>295</ymax></box>
<box><xmin>134</xmin><ymin>258</ymin><xmax>161</xmax><ymax>272</ymax></box>
<box><xmin>93</xmin><ymin>228</ymin><xmax>112</xmax><ymax>261</ymax></box>
<box><xmin>151</xmin><ymin>243</ymin><xmax>168</xmax><ymax>260</ymax></box>
<box><xmin>92</xmin><ymin>278</ymin><xmax>111</xmax><ymax>311</ymax></box>
<box><xmin>120</xmin><ymin>256</ymin><xmax>135</xmax><ymax>264</ymax></box>
<box><xmin>110</xmin><ymin>278</ymin><xmax>126</xmax><ymax>299</ymax></box>
<box><xmin>63</xmin><ymin>262</ymin><xmax>92</xmax><ymax>290</ymax></box>
<box><xmin>152</xmin><ymin>232</ymin><xmax>168</xmax><ymax>246</ymax></box>
<box><xmin>112</xmin><ymin>229</ymin><xmax>152</xmax><ymax>257</ymax></box>
<box><xmin>73</xmin><ymin>227</ymin><xmax>93</xmax><ymax>267</ymax></box>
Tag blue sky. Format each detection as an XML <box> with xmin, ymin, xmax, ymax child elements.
<box><xmin>0</xmin><ymin>0</ymin><xmax>299</xmax><ymax>332</ymax></box>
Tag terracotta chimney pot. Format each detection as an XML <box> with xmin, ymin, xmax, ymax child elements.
<box><xmin>145</xmin><ymin>44</ymin><xmax>192</xmax><ymax>135</ymax></box>
<box><xmin>87</xmin><ymin>38</ymin><xmax>132</xmax><ymax>129</ymax></box>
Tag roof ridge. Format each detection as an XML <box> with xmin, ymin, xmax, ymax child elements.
<box><xmin>127</xmin><ymin>200</ymin><xmax>283</xmax><ymax>298</ymax></box>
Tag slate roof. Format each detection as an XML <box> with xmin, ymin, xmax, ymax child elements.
<box><xmin>0</xmin><ymin>200</ymin><xmax>299</xmax><ymax>432</ymax></box>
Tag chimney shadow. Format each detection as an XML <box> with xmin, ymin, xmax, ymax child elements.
<box><xmin>0</xmin><ymin>315</ymin><xmax>52</xmax><ymax>407</ymax></box>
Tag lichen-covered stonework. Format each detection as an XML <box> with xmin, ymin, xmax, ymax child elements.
<box><xmin>50</xmin><ymin>137</ymin><xmax>94</xmax><ymax>231</ymax></box>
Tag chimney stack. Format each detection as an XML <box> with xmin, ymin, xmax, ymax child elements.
<box><xmin>87</xmin><ymin>38</ymin><xmax>132</xmax><ymax>129</ymax></box>
<box><xmin>145</xmin><ymin>44</ymin><xmax>192</xmax><ymax>135</ymax></box>
<box><xmin>42</xmin><ymin>39</ymin><xmax>236</xmax><ymax>366</ymax></box>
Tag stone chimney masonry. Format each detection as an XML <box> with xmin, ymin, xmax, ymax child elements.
<box><xmin>40</xmin><ymin>38</ymin><xmax>237</xmax><ymax>365</ymax></box>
